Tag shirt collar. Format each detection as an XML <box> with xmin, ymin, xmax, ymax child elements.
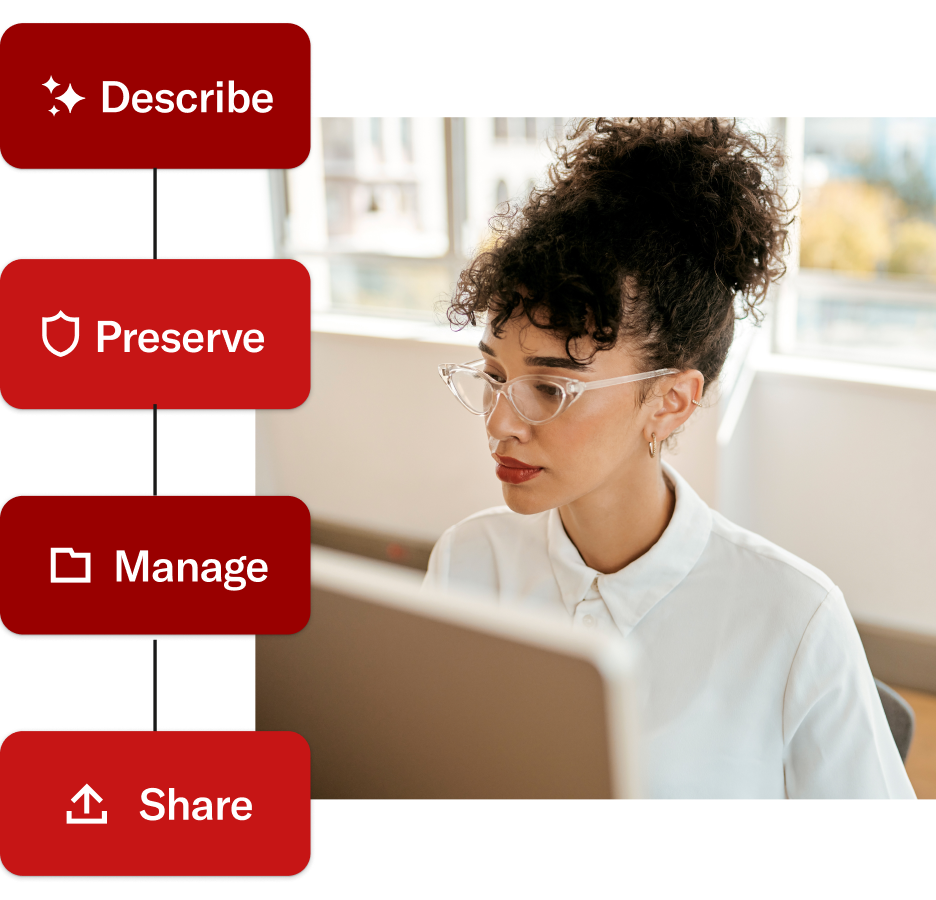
<box><xmin>546</xmin><ymin>461</ymin><xmax>713</xmax><ymax>636</ymax></box>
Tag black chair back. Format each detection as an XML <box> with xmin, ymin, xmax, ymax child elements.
<box><xmin>875</xmin><ymin>679</ymin><xmax>915</xmax><ymax>763</ymax></box>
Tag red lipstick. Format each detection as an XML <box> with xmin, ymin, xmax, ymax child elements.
<box><xmin>493</xmin><ymin>454</ymin><xmax>543</xmax><ymax>485</ymax></box>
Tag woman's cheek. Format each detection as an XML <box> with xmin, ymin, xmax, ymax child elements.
<box><xmin>579</xmin><ymin>412</ymin><xmax>633</xmax><ymax>477</ymax></box>
<box><xmin>550</xmin><ymin>420</ymin><xmax>604</xmax><ymax>486</ymax></box>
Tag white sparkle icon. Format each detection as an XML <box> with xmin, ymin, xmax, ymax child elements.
<box><xmin>55</xmin><ymin>84</ymin><xmax>84</xmax><ymax>113</ymax></box>
<box><xmin>49</xmin><ymin>106</ymin><xmax>59</xmax><ymax>116</ymax></box>
<box><xmin>42</xmin><ymin>76</ymin><xmax>60</xmax><ymax>93</ymax></box>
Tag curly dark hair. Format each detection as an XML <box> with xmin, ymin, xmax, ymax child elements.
<box><xmin>447</xmin><ymin>117</ymin><xmax>793</xmax><ymax>400</ymax></box>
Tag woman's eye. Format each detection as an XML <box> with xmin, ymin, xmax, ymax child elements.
<box><xmin>535</xmin><ymin>381</ymin><xmax>562</xmax><ymax>397</ymax></box>
<box><xmin>484</xmin><ymin>370</ymin><xmax>506</xmax><ymax>383</ymax></box>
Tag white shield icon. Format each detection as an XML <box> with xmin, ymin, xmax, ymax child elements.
<box><xmin>42</xmin><ymin>310</ymin><xmax>80</xmax><ymax>357</ymax></box>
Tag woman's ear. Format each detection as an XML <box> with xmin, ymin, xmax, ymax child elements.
<box><xmin>647</xmin><ymin>369</ymin><xmax>705</xmax><ymax>441</ymax></box>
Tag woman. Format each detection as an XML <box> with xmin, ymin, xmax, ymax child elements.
<box><xmin>424</xmin><ymin>118</ymin><xmax>914</xmax><ymax>799</ymax></box>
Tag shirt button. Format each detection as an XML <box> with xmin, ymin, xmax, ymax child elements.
<box><xmin>582</xmin><ymin>614</ymin><xmax>596</xmax><ymax>629</ymax></box>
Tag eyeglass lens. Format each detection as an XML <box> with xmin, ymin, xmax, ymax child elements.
<box><xmin>449</xmin><ymin>368</ymin><xmax>565</xmax><ymax>423</ymax></box>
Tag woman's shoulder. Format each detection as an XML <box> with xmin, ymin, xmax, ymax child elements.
<box><xmin>424</xmin><ymin>506</ymin><xmax>551</xmax><ymax>591</ymax></box>
<box><xmin>706</xmin><ymin>508</ymin><xmax>836</xmax><ymax>599</ymax></box>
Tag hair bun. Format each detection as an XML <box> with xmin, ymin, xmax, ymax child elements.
<box><xmin>552</xmin><ymin>117</ymin><xmax>792</xmax><ymax>310</ymax></box>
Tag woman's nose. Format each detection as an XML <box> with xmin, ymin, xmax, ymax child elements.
<box><xmin>485</xmin><ymin>390</ymin><xmax>530</xmax><ymax>444</ymax></box>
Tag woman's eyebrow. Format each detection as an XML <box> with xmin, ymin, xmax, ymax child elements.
<box><xmin>478</xmin><ymin>340</ymin><xmax>591</xmax><ymax>371</ymax></box>
<box><xmin>524</xmin><ymin>354</ymin><xmax>592</xmax><ymax>371</ymax></box>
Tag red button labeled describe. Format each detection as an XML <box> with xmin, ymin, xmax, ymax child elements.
<box><xmin>0</xmin><ymin>259</ymin><xmax>310</xmax><ymax>409</ymax></box>
<box><xmin>0</xmin><ymin>497</ymin><xmax>310</xmax><ymax>634</ymax></box>
<box><xmin>0</xmin><ymin>732</ymin><xmax>310</xmax><ymax>875</ymax></box>
<box><xmin>0</xmin><ymin>23</ymin><xmax>309</xmax><ymax>168</ymax></box>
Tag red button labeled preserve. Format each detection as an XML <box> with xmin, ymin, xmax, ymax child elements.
<box><xmin>0</xmin><ymin>23</ymin><xmax>309</xmax><ymax>168</ymax></box>
<box><xmin>0</xmin><ymin>732</ymin><xmax>310</xmax><ymax>875</ymax></box>
<box><xmin>0</xmin><ymin>497</ymin><xmax>310</xmax><ymax>634</ymax></box>
<box><xmin>0</xmin><ymin>259</ymin><xmax>310</xmax><ymax>409</ymax></box>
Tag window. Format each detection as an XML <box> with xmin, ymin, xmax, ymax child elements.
<box><xmin>782</xmin><ymin>117</ymin><xmax>936</xmax><ymax>370</ymax></box>
<box><xmin>277</xmin><ymin>117</ymin><xmax>936</xmax><ymax>375</ymax></box>
<box><xmin>280</xmin><ymin>118</ymin><xmax>569</xmax><ymax>317</ymax></box>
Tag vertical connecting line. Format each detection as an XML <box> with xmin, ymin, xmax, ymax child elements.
<box><xmin>153</xmin><ymin>404</ymin><xmax>158</xmax><ymax>496</ymax></box>
<box><xmin>153</xmin><ymin>639</ymin><xmax>158</xmax><ymax>731</ymax></box>
<box><xmin>152</xmin><ymin>166</ymin><xmax>158</xmax><ymax>729</ymax></box>
<box><xmin>153</xmin><ymin>168</ymin><xmax>157</xmax><ymax>260</ymax></box>
<box><xmin>153</xmin><ymin>404</ymin><xmax>158</xmax><ymax>728</ymax></box>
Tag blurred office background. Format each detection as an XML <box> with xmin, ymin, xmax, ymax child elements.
<box><xmin>256</xmin><ymin>118</ymin><xmax>936</xmax><ymax>792</ymax></box>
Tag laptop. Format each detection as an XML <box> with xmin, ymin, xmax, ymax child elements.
<box><xmin>256</xmin><ymin>547</ymin><xmax>643</xmax><ymax>798</ymax></box>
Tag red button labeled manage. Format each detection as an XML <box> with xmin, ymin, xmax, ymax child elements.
<box><xmin>0</xmin><ymin>23</ymin><xmax>309</xmax><ymax>168</ymax></box>
<box><xmin>0</xmin><ymin>497</ymin><xmax>310</xmax><ymax>634</ymax></box>
<box><xmin>0</xmin><ymin>732</ymin><xmax>310</xmax><ymax>875</ymax></box>
<box><xmin>0</xmin><ymin>259</ymin><xmax>310</xmax><ymax>409</ymax></box>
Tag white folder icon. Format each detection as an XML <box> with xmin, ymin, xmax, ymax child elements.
<box><xmin>50</xmin><ymin>548</ymin><xmax>91</xmax><ymax>583</ymax></box>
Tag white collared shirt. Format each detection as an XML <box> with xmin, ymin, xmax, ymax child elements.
<box><xmin>423</xmin><ymin>462</ymin><xmax>915</xmax><ymax>799</ymax></box>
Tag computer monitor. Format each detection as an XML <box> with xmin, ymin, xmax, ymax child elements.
<box><xmin>256</xmin><ymin>547</ymin><xmax>643</xmax><ymax>798</ymax></box>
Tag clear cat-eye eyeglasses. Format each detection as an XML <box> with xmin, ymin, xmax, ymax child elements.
<box><xmin>438</xmin><ymin>359</ymin><xmax>680</xmax><ymax>425</ymax></box>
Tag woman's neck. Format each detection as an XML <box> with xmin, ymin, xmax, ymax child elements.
<box><xmin>558</xmin><ymin>462</ymin><xmax>676</xmax><ymax>575</ymax></box>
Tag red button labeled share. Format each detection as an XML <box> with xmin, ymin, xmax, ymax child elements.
<box><xmin>0</xmin><ymin>23</ymin><xmax>309</xmax><ymax>168</ymax></box>
<box><xmin>0</xmin><ymin>259</ymin><xmax>310</xmax><ymax>409</ymax></box>
<box><xmin>0</xmin><ymin>497</ymin><xmax>310</xmax><ymax>634</ymax></box>
<box><xmin>0</xmin><ymin>731</ymin><xmax>310</xmax><ymax>875</ymax></box>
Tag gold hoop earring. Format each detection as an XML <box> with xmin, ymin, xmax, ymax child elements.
<box><xmin>649</xmin><ymin>433</ymin><xmax>657</xmax><ymax>459</ymax></box>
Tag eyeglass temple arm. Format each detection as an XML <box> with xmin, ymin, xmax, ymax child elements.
<box><xmin>577</xmin><ymin>368</ymin><xmax>681</xmax><ymax>391</ymax></box>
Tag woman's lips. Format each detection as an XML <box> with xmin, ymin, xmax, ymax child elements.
<box><xmin>493</xmin><ymin>454</ymin><xmax>543</xmax><ymax>485</ymax></box>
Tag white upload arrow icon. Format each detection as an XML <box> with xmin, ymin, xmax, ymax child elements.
<box><xmin>66</xmin><ymin>783</ymin><xmax>107</xmax><ymax>824</ymax></box>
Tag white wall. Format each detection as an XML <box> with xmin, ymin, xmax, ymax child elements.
<box><xmin>259</xmin><ymin>326</ymin><xmax>936</xmax><ymax>638</ymax></box>
<box><xmin>258</xmin><ymin>328</ymin><xmax>504</xmax><ymax>542</ymax></box>
<box><xmin>719</xmin><ymin>370</ymin><xmax>936</xmax><ymax>636</ymax></box>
